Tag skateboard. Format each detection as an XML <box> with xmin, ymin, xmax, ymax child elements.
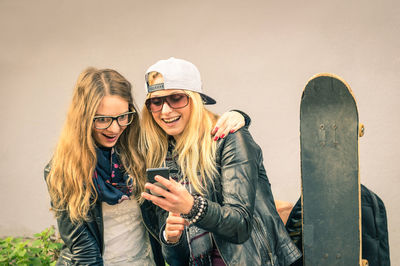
<box><xmin>300</xmin><ymin>73</ymin><xmax>364</xmax><ymax>265</ymax></box>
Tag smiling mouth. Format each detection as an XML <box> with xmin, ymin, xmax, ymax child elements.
<box><xmin>162</xmin><ymin>116</ymin><xmax>180</xmax><ymax>123</ymax></box>
<box><xmin>102</xmin><ymin>133</ymin><xmax>117</xmax><ymax>139</ymax></box>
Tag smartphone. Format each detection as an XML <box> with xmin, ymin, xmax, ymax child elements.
<box><xmin>146</xmin><ymin>167</ymin><xmax>170</xmax><ymax>183</ymax></box>
<box><xmin>146</xmin><ymin>167</ymin><xmax>170</xmax><ymax>196</ymax></box>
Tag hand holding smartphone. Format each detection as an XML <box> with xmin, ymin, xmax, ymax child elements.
<box><xmin>146</xmin><ymin>167</ymin><xmax>170</xmax><ymax>196</ymax></box>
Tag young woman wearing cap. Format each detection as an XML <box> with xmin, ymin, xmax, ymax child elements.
<box><xmin>140</xmin><ymin>58</ymin><xmax>302</xmax><ymax>265</ymax></box>
<box><xmin>45</xmin><ymin>67</ymin><xmax>246</xmax><ymax>265</ymax></box>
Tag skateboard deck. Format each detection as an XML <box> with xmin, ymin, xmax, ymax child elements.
<box><xmin>300</xmin><ymin>73</ymin><xmax>362</xmax><ymax>265</ymax></box>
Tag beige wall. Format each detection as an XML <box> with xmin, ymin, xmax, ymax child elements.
<box><xmin>1</xmin><ymin>0</ymin><xmax>398</xmax><ymax>263</ymax></box>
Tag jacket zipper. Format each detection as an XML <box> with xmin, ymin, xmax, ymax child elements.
<box><xmin>254</xmin><ymin>216</ymin><xmax>274</xmax><ymax>266</ymax></box>
<box><xmin>98</xmin><ymin>202</ymin><xmax>105</xmax><ymax>254</ymax></box>
<box><xmin>139</xmin><ymin>207</ymin><xmax>162</xmax><ymax>245</ymax></box>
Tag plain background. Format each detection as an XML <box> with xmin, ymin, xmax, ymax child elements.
<box><xmin>1</xmin><ymin>0</ymin><xmax>398</xmax><ymax>263</ymax></box>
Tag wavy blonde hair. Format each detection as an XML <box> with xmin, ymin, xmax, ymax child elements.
<box><xmin>139</xmin><ymin>72</ymin><xmax>219</xmax><ymax>193</ymax></box>
<box><xmin>47</xmin><ymin>68</ymin><xmax>144</xmax><ymax>223</ymax></box>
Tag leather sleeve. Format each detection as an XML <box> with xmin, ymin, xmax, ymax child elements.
<box><xmin>196</xmin><ymin>128</ymin><xmax>259</xmax><ymax>244</ymax></box>
<box><xmin>160</xmin><ymin>223</ymin><xmax>190</xmax><ymax>266</ymax></box>
<box><xmin>285</xmin><ymin>198</ymin><xmax>302</xmax><ymax>250</ymax></box>
<box><xmin>44</xmin><ymin>164</ymin><xmax>103</xmax><ymax>265</ymax></box>
<box><xmin>56</xmin><ymin>211</ymin><xmax>103</xmax><ymax>265</ymax></box>
<box><xmin>231</xmin><ymin>109</ymin><xmax>251</xmax><ymax>128</ymax></box>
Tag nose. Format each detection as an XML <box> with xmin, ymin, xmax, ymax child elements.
<box><xmin>161</xmin><ymin>101</ymin><xmax>173</xmax><ymax>114</ymax></box>
<box><xmin>107</xmin><ymin>119</ymin><xmax>121</xmax><ymax>133</ymax></box>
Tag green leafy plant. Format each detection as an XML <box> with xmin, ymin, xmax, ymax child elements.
<box><xmin>0</xmin><ymin>226</ymin><xmax>63</xmax><ymax>266</ymax></box>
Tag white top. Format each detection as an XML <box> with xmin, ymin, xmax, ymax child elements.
<box><xmin>102</xmin><ymin>199</ymin><xmax>155</xmax><ymax>266</ymax></box>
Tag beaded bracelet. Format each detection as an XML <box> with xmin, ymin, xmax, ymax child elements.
<box><xmin>190</xmin><ymin>195</ymin><xmax>208</xmax><ymax>224</ymax></box>
<box><xmin>181</xmin><ymin>194</ymin><xmax>208</xmax><ymax>224</ymax></box>
<box><xmin>181</xmin><ymin>194</ymin><xmax>201</xmax><ymax>220</ymax></box>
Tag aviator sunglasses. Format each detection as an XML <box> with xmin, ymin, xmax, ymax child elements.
<box><xmin>145</xmin><ymin>93</ymin><xmax>189</xmax><ymax>113</ymax></box>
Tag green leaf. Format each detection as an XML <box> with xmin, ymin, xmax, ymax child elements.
<box><xmin>31</xmin><ymin>239</ymin><xmax>42</xmax><ymax>248</ymax></box>
<box><xmin>49</xmin><ymin>242</ymin><xmax>63</xmax><ymax>250</ymax></box>
<box><xmin>29</xmin><ymin>247</ymin><xmax>42</xmax><ymax>255</ymax></box>
<box><xmin>16</xmin><ymin>241</ymin><xmax>28</xmax><ymax>249</ymax></box>
<box><xmin>17</xmin><ymin>249</ymin><xmax>27</xmax><ymax>257</ymax></box>
<box><xmin>13</xmin><ymin>237</ymin><xmax>23</xmax><ymax>243</ymax></box>
<box><xmin>48</xmin><ymin>227</ymin><xmax>55</xmax><ymax>235</ymax></box>
<box><xmin>15</xmin><ymin>257</ymin><xmax>30</xmax><ymax>265</ymax></box>
<box><xmin>9</xmin><ymin>248</ymin><xmax>19</xmax><ymax>258</ymax></box>
<box><xmin>30</xmin><ymin>257</ymin><xmax>43</xmax><ymax>265</ymax></box>
<box><xmin>0</xmin><ymin>226</ymin><xmax>63</xmax><ymax>265</ymax></box>
<box><xmin>0</xmin><ymin>255</ymin><xmax>8</xmax><ymax>262</ymax></box>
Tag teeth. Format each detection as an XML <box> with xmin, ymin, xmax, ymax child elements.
<box><xmin>163</xmin><ymin>117</ymin><xmax>180</xmax><ymax>123</ymax></box>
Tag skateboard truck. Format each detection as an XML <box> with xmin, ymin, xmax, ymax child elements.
<box><xmin>359</xmin><ymin>123</ymin><xmax>365</xmax><ymax>137</ymax></box>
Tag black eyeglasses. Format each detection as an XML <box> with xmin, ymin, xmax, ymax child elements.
<box><xmin>145</xmin><ymin>93</ymin><xmax>189</xmax><ymax>113</ymax></box>
<box><xmin>93</xmin><ymin>111</ymin><xmax>136</xmax><ymax>129</ymax></box>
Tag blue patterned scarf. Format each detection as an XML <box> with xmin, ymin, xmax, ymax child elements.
<box><xmin>92</xmin><ymin>147</ymin><xmax>133</xmax><ymax>205</ymax></box>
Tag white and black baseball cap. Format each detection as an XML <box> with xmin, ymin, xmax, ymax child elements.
<box><xmin>145</xmin><ymin>57</ymin><xmax>216</xmax><ymax>105</ymax></box>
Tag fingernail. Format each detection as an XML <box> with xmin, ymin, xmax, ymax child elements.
<box><xmin>214</xmin><ymin>136</ymin><xmax>219</xmax><ymax>141</ymax></box>
<box><xmin>230</xmin><ymin>129</ymin><xmax>235</xmax><ymax>133</ymax></box>
<box><xmin>221</xmin><ymin>134</ymin><xmax>225</xmax><ymax>139</ymax></box>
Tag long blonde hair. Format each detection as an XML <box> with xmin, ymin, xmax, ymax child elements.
<box><xmin>47</xmin><ymin>68</ymin><xmax>144</xmax><ymax>223</ymax></box>
<box><xmin>139</xmin><ymin>90</ymin><xmax>219</xmax><ymax>194</ymax></box>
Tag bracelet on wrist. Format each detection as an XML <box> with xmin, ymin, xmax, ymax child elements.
<box><xmin>180</xmin><ymin>194</ymin><xmax>208</xmax><ymax>224</ymax></box>
<box><xmin>180</xmin><ymin>194</ymin><xmax>200</xmax><ymax>220</ymax></box>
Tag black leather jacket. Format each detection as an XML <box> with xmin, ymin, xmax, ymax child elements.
<box><xmin>44</xmin><ymin>164</ymin><xmax>164</xmax><ymax>266</ymax></box>
<box><xmin>161</xmin><ymin>128</ymin><xmax>302</xmax><ymax>265</ymax></box>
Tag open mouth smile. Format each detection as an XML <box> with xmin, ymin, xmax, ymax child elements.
<box><xmin>102</xmin><ymin>133</ymin><xmax>118</xmax><ymax>140</ymax></box>
<box><xmin>162</xmin><ymin>116</ymin><xmax>181</xmax><ymax>123</ymax></box>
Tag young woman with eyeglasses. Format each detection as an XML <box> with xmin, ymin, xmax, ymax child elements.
<box><xmin>45</xmin><ymin>67</ymin><xmax>247</xmax><ymax>265</ymax></box>
<box><xmin>140</xmin><ymin>58</ymin><xmax>302</xmax><ymax>265</ymax></box>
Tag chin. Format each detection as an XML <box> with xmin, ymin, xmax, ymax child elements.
<box><xmin>163</xmin><ymin>128</ymin><xmax>183</xmax><ymax>137</ymax></box>
<box><xmin>104</xmin><ymin>143</ymin><xmax>116</xmax><ymax>148</ymax></box>
<box><xmin>99</xmin><ymin>138</ymin><xmax>118</xmax><ymax>148</ymax></box>
<box><xmin>98</xmin><ymin>142</ymin><xmax>114</xmax><ymax>148</ymax></box>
